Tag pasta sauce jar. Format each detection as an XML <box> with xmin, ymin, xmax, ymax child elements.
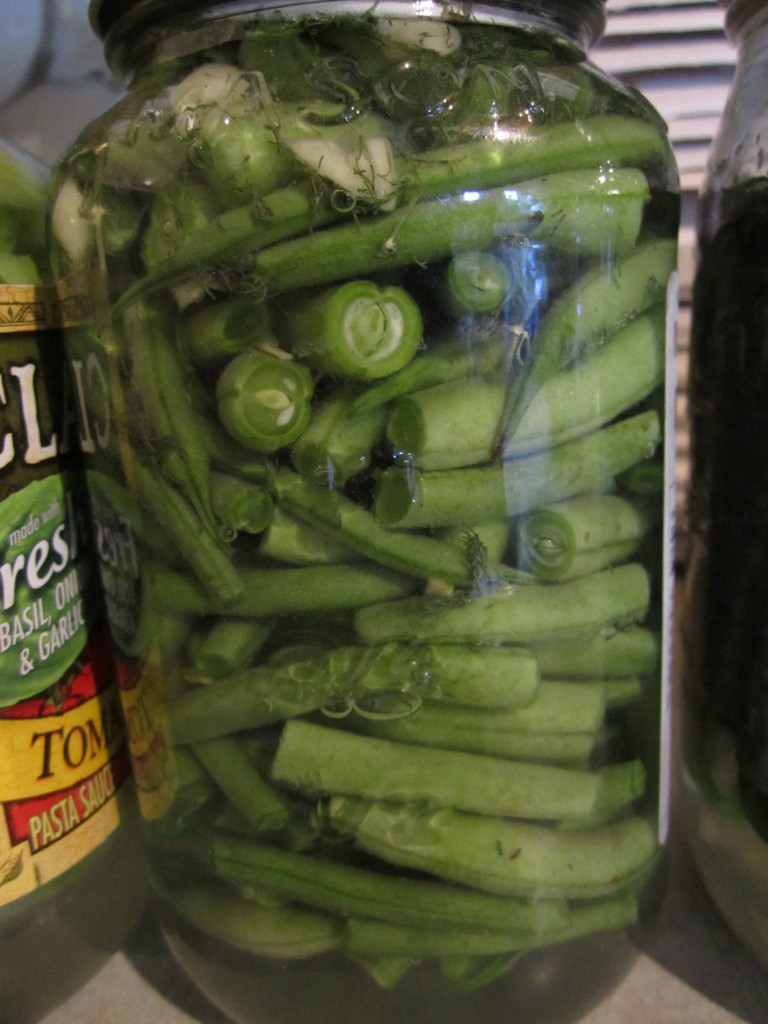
<box><xmin>50</xmin><ymin>2</ymin><xmax>679</xmax><ymax>1021</ymax></box>
<box><xmin>682</xmin><ymin>0</ymin><xmax>768</xmax><ymax>972</ymax></box>
<box><xmin>0</xmin><ymin>139</ymin><xmax>145</xmax><ymax>1023</ymax></box>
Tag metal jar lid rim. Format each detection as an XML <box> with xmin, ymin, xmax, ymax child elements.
<box><xmin>89</xmin><ymin>0</ymin><xmax>606</xmax><ymax>48</ymax></box>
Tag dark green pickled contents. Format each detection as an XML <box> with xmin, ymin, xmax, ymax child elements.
<box><xmin>49</xmin><ymin>11</ymin><xmax>677</xmax><ymax>1005</ymax></box>
<box><xmin>686</xmin><ymin>178</ymin><xmax>768</xmax><ymax>840</ymax></box>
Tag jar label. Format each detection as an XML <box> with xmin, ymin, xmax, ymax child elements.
<box><xmin>0</xmin><ymin>474</ymin><xmax>89</xmax><ymax>698</ymax></box>
<box><xmin>117</xmin><ymin>653</ymin><xmax>176</xmax><ymax>822</ymax></box>
<box><xmin>86</xmin><ymin>470</ymin><xmax>176</xmax><ymax>822</ymax></box>
<box><xmin>0</xmin><ymin>284</ymin><xmax>59</xmax><ymax>334</ymax></box>
<box><xmin>0</xmin><ymin>291</ymin><xmax>130</xmax><ymax>908</ymax></box>
<box><xmin>55</xmin><ymin>272</ymin><xmax>98</xmax><ymax>329</ymax></box>
<box><xmin>0</xmin><ymin>656</ymin><xmax>132</xmax><ymax>907</ymax></box>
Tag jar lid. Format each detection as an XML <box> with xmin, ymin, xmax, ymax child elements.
<box><xmin>89</xmin><ymin>0</ymin><xmax>185</xmax><ymax>39</ymax></box>
<box><xmin>89</xmin><ymin>0</ymin><xmax>607</xmax><ymax>76</ymax></box>
<box><xmin>90</xmin><ymin>0</ymin><xmax>606</xmax><ymax>46</ymax></box>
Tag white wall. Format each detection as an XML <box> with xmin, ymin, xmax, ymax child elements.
<box><xmin>0</xmin><ymin>0</ymin><xmax>120</xmax><ymax>165</ymax></box>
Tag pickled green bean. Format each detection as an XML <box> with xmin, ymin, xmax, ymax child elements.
<box><xmin>530</xmin><ymin>627</ymin><xmax>660</xmax><ymax>678</ymax></box>
<box><xmin>193</xmin><ymin>736</ymin><xmax>293</xmax><ymax>832</ymax></box>
<box><xmin>187</xmin><ymin>618</ymin><xmax>273</xmax><ymax>680</ymax></box>
<box><xmin>235</xmin><ymin>168</ymin><xmax>649</xmax><ymax>295</ymax></box>
<box><xmin>277</xmin><ymin>279</ymin><xmax>423</xmax><ymax>380</ymax></box>
<box><xmin>274</xmin><ymin>468</ymin><xmax>473</xmax><ymax>584</ymax></box>
<box><xmin>272</xmin><ymin>719</ymin><xmax>638</xmax><ymax>822</ymax></box>
<box><xmin>154</xmin><ymin>562</ymin><xmax>418</xmax><ymax>619</ymax></box>
<box><xmin>328</xmin><ymin>796</ymin><xmax>658</xmax><ymax>899</ymax></box>
<box><xmin>212</xmin><ymin>834</ymin><xmax>569</xmax><ymax>933</ymax></box>
<box><xmin>354</xmin><ymin>563</ymin><xmax>650</xmax><ymax>646</ymax></box>
<box><xmin>158</xmin><ymin>881</ymin><xmax>343</xmax><ymax>958</ymax></box>
<box><xmin>501</xmin><ymin>240</ymin><xmax>676</xmax><ymax>441</ymax></box>
<box><xmin>343</xmin><ymin>892</ymin><xmax>638</xmax><ymax>958</ymax></box>
<box><xmin>375</xmin><ymin>411</ymin><xmax>661</xmax><ymax>529</ymax></box>
<box><xmin>343</xmin><ymin>680</ymin><xmax>606</xmax><ymax>757</ymax></box>
<box><xmin>514</xmin><ymin>493</ymin><xmax>652</xmax><ymax>581</ymax></box>
<box><xmin>290</xmin><ymin>383</ymin><xmax>386</xmax><ymax>485</ymax></box>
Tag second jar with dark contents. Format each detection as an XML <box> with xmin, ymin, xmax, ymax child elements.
<box><xmin>682</xmin><ymin>0</ymin><xmax>768</xmax><ymax>972</ymax></box>
<box><xmin>50</xmin><ymin>1</ymin><xmax>680</xmax><ymax>1022</ymax></box>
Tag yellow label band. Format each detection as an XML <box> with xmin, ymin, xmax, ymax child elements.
<box><xmin>0</xmin><ymin>660</ymin><xmax>131</xmax><ymax>908</ymax></box>
<box><xmin>119</xmin><ymin>655</ymin><xmax>176</xmax><ymax>821</ymax></box>
<box><xmin>0</xmin><ymin>686</ymin><xmax>125</xmax><ymax>802</ymax></box>
<box><xmin>0</xmin><ymin>285</ymin><xmax>60</xmax><ymax>333</ymax></box>
<box><xmin>55</xmin><ymin>270</ymin><xmax>99</xmax><ymax>328</ymax></box>
<box><xmin>6</xmin><ymin>745</ymin><xmax>131</xmax><ymax>854</ymax></box>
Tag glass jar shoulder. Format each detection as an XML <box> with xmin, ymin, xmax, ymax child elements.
<box><xmin>52</xmin><ymin>14</ymin><xmax>678</xmax><ymax>227</ymax></box>
<box><xmin>703</xmin><ymin>6</ymin><xmax>768</xmax><ymax>195</ymax></box>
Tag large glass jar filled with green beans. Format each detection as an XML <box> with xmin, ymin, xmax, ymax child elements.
<box><xmin>49</xmin><ymin>1</ymin><xmax>680</xmax><ymax>1021</ymax></box>
<box><xmin>681</xmin><ymin>0</ymin><xmax>768</xmax><ymax>972</ymax></box>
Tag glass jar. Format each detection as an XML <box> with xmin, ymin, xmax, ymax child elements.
<box><xmin>49</xmin><ymin>2</ymin><xmax>680</xmax><ymax>1022</ymax></box>
<box><xmin>0</xmin><ymin>138</ymin><xmax>146</xmax><ymax>1024</ymax></box>
<box><xmin>682</xmin><ymin>0</ymin><xmax>768</xmax><ymax>972</ymax></box>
